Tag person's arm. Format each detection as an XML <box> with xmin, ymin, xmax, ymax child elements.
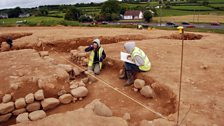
<box><xmin>85</xmin><ymin>45</ymin><xmax>94</xmax><ymax>52</ymax></box>
<box><xmin>101</xmin><ymin>50</ymin><xmax>106</xmax><ymax>59</ymax></box>
<box><xmin>133</xmin><ymin>55</ymin><xmax>144</xmax><ymax>66</ymax></box>
<box><xmin>100</xmin><ymin>50</ymin><xmax>106</xmax><ymax>62</ymax></box>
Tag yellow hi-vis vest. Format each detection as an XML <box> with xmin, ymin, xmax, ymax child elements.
<box><xmin>131</xmin><ymin>47</ymin><xmax>151</xmax><ymax>71</ymax></box>
<box><xmin>88</xmin><ymin>47</ymin><xmax>104</xmax><ymax>69</ymax></box>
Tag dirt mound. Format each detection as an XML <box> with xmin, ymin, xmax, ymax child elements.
<box><xmin>0</xmin><ymin>33</ymin><xmax>32</xmax><ymax>43</ymax></box>
<box><xmin>160</xmin><ymin>33</ymin><xmax>203</xmax><ymax>40</ymax></box>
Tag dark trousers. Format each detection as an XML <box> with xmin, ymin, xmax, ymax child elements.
<box><xmin>124</xmin><ymin>62</ymin><xmax>142</xmax><ymax>74</ymax></box>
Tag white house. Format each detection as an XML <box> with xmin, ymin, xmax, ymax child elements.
<box><xmin>123</xmin><ymin>10</ymin><xmax>143</xmax><ymax>20</ymax></box>
<box><xmin>0</xmin><ymin>14</ymin><xmax>8</xmax><ymax>19</ymax></box>
<box><xmin>19</xmin><ymin>13</ymin><xmax>30</xmax><ymax>18</ymax></box>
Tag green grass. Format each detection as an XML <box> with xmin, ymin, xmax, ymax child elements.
<box><xmin>209</xmin><ymin>4</ymin><xmax>224</xmax><ymax>7</ymax></box>
<box><xmin>0</xmin><ymin>16</ymin><xmax>64</xmax><ymax>26</ymax></box>
<box><xmin>208</xmin><ymin>0</ymin><xmax>224</xmax><ymax>2</ymax></box>
<box><xmin>171</xmin><ymin>5</ymin><xmax>215</xmax><ymax>11</ymax></box>
<box><xmin>156</xmin><ymin>8</ymin><xmax>224</xmax><ymax>17</ymax></box>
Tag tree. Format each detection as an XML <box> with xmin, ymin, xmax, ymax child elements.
<box><xmin>100</xmin><ymin>0</ymin><xmax>121</xmax><ymax>21</ymax></box>
<box><xmin>101</xmin><ymin>0</ymin><xmax>121</xmax><ymax>14</ymax></box>
<box><xmin>187</xmin><ymin>0</ymin><xmax>197</xmax><ymax>3</ymax></box>
<box><xmin>202</xmin><ymin>0</ymin><xmax>209</xmax><ymax>6</ymax></box>
<box><xmin>8</xmin><ymin>7</ymin><xmax>22</xmax><ymax>18</ymax></box>
<box><xmin>120</xmin><ymin>4</ymin><xmax>129</xmax><ymax>15</ymax></box>
<box><xmin>143</xmin><ymin>10</ymin><xmax>153</xmax><ymax>22</ymax></box>
<box><xmin>64</xmin><ymin>7</ymin><xmax>82</xmax><ymax>21</ymax></box>
<box><xmin>79</xmin><ymin>15</ymin><xmax>93</xmax><ymax>22</ymax></box>
<box><xmin>37</xmin><ymin>9</ymin><xmax>48</xmax><ymax>16</ymax></box>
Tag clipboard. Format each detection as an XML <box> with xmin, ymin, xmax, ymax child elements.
<box><xmin>120</xmin><ymin>52</ymin><xmax>135</xmax><ymax>64</ymax></box>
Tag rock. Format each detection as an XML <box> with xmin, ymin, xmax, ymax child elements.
<box><xmin>37</xmin><ymin>77</ymin><xmax>56</xmax><ymax>89</ymax></box>
<box><xmin>139</xmin><ymin>120</ymin><xmax>152</xmax><ymax>126</ymax></box>
<box><xmin>14</xmin><ymin>107</ymin><xmax>128</xmax><ymax>126</ymax></box>
<box><xmin>37</xmin><ymin>41</ymin><xmax>42</xmax><ymax>47</ymax></box>
<box><xmin>16</xmin><ymin>113</ymin><xmax>30</xmax><ymax>123</ymax></box>
<box><xmin>0</xmin><ymin>102</ymin><xmax>14</xmax><ymax>114</ymax></box>
<box><xmin>73</xmin><ymin>67</ymin><xmax>81</xmax><ymax>76</ymax></box>
<box><xmin>15</xmin><ymin>98</ymin><xmax>26</xmax><ymax>109</ymax></box>
<box><xmin>34</xmin><ymin>90</ymin><xmax>45</xmax><ymax>101</ymax></box>
<box><xmin>10</xmin><ymin>83</ymin><xmax>19</xmax><ymax>90</ymax></box>
<box><xmin>57</xmin><ymin>90</ymin><xmax>67</xmax><ymax>96</ymax></box>
<box><xmin>2</xmin><ymin>94</ymin><xmax>12</xmax><ymax>103</ymax></box>
<box><xmin>25</xmin><ymin>93</ymin><xmax>34</xmax><ymax>104</ymax></box>
<box><xmin>73</xmin><ymin>97</ymin><xmax>78</xmax><ymax>103</ymax></box>
<box><xmin>70</xmin><ymin>84</ymin><xmax>79</xmax><ymax>89</ymax></box>
<box><xmin>81</xmin><ymin>77</ymin><xmax>89</xmax><ymax>84</ymax></box>
<box><xmin>85</xmin><ymin>99</ymin><xmax>113</xmax><ymax>117</ymax></box>
<box><xmin>200</xmin><ymin>64</ymin><xmax>208</xmax><ymax>70</ymax></box>
<box><xmin>79</xmin><ymin>80</ymin><xmax>86</xmax><ymax>87</ymax></box>
<box><xmin>88</xmin><ymin>74</ymin><xmax>97</xmax><ymax>83</ymax></box>
<box><xmin>12</xmin><ymin>108</ymin><xmax>26</xmax><ymax>116</ymax></box>
<box><xmin>29</xmin><ymin>110</ymin><xmax>46</xmax><ymax>121</ymax></box>
<box><xmin>59</xmin><ymin>94</ymin><xmax>73</xmax><ymax>104</ymax></box>
<box><xmin>39</xmin><ymin>51</ymin><xmax>49</xmax><ymax>57</ymax></box>
<box><xmin>150</xmin><ymin>118</ymin><xmax>175</xmax><ymax>126</ymax></box>
<box><xmin>58</xmin><ymin>64</ymin><xmax>73</xmax><ymax>72</ymax></box>
<box><xmin>77</xmin><ymin>52</ymin><xmax>87</xmax><ymax>57</ymax></box>
<box><xmin>0</xmin><ymin>113</ymin><xmax>12</xmax><ymax>123</ymax></box>
<box><xmin>119</xmin><ymin>69</ymin><xmax>124</xmax><ymax>76</ymax></box>
<box><xmin>69</xmin><ymin>80</ymin><xmax>78</xmax><ymax>85</ymax></box>
<box><xmin>133</xmin><ymin>88</ymin><xmax>139</xmax><ymax>92</ymax></box>
<box><xmin>26</xmin><ymin>102</ymin><xmax>41</xmax><ymax>112</ymax></box>
<box><xmin>41</xmin><ymin>98</ymin><xmax>60</xmax><ymax>110</ymax></box>
<box><xmin>71</xmin><ymin>87</ymin><xmax>88</xmax><ymax>98</ymax></box>
<box><xmin>79</xmin><ymin>98</ymin><xmax>83</xmax><ymax>101</ymax></box>
<box><xmin>140</xmin><ymin>86</ymin><xmax>156</xmax><ymax>98</ymax></box>
<box><xmin>93</xmin><ymin>101</ymin><xmax>113</xmax><ymax>117</ymax></box>
<box><xmin>134</xmin><ymin>79</ymin><xmax>145</xmax><ymax>89</ymax></box>
<box><xmin>123</xmin><ymin>113</ymin><xmax>131</xmax><ymax>121</ymax></box>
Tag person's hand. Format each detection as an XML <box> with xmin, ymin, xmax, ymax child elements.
<box><xmin>100</xmin><ymin>57</ymin><xmax>103</xmax><ymax>62</ymax></box>
<box><xmin>127</xmin><ymin>55</ymin><xmax>132</xmax><ymax>60</ymax></box>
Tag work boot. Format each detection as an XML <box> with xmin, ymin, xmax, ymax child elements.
<box><xmin>124</xmin><ymin>71</ymin><xmax>134</xmax><ymax>86</ymax></box>
<box><xmin>119</xmin><ymin>68</ymin><xmax>127</xmax><ymax>79</ymax></box>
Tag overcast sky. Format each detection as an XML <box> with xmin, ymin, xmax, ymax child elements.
<box><xmin>0</xmin><ymin>0</ymin><xmax>108</xmax><ymax>9</ymax></box>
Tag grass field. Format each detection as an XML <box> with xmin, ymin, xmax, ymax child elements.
<box><xmin>153</xmin><ymin>15</ymin><xmax>224</xmax><ymax>23</ymax></box>
<box><xmin>171</xmin><ymin>6</ymin><xmax>215</xmax><ymax>11</ymax></box>
<box><xmin>0</xmin><ymin>16</ymin><xmax>81</xmax><ymax>26</ymax></box>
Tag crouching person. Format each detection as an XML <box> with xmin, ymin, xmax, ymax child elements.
<box><xmin>85</xmin><ymin>39</ymin><xmax>106</xmax><ymax>75</ymax></box>
<box><xmin>120</xmin><ymin>41</ymin><xmax>151</xmax><ymax>86</ymax></box>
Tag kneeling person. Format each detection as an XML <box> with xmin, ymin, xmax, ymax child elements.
<box><xmin>120</xmin><ymin>41</ymin><xmax>151</xmax><ymax>86</ymax></box>
<box><xmin>85</xmin><ymin>39</ymin><xmax>106</xmax><ymax>75</ymax></box>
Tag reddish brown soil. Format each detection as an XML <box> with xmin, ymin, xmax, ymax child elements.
<box><xmin>0</xmin><ymin>26</ymin><xmax>223</xmax><ymax>126</ymax></box>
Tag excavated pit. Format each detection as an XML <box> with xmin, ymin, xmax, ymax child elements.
<box><xmin>0</xmin><ymin>33</ymin><xmax>178</xmax><ymax>126</ymax></box>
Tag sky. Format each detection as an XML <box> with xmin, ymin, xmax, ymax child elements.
<box><xmin>0</xmin><ymin>0</ymin><xmax>108</xmax><ymax>9</ymax></box>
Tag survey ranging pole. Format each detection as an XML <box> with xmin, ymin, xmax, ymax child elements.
<box><xmin>176</xmin><ymin>26</ymin><xmax>184</xmax><ymax>126</ymax></box>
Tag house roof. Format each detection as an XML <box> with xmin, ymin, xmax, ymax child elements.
<box><xmin>124</xmin><ymin>10</ymin><xmax>142</xmax><ymax>16</ymax></box>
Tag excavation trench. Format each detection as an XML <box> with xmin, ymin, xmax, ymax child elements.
<box><xmin>35</xmin><ymin>36</ymin><xmax>178</xmax><ymax>124</ymax></box>
<box><xmin>0</xmin><ymin>33</ymin><xmax>33</xmax><ymax>43</ymax></box>
<box><xmin>1</xmin><ymin>34</ymin><xmax>177</xmax><ymax>125</ymax></box>
<box><xmin>49</xmin><ymin>51</ymin><xmax>177</xmax><ymax>125</ymax></box>
<box><xmin>7</xmin><ymin>34</ymin><xmax>149</xmax><ymax>52</ymax></box>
